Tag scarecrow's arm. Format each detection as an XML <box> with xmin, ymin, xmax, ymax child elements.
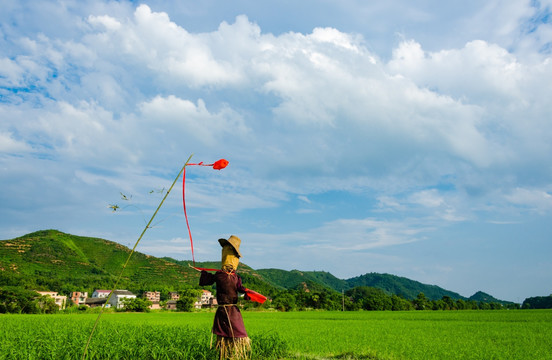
<box><xmin>199</xmin><ymin>270</ymin><xmax>216</xmax><ymax>286</ymax></box>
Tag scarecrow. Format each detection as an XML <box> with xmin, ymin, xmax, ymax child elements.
<box><xmin>198</xmin><ymin>235</ymin><xmax>265</xmax><ymax>360</ymax></box>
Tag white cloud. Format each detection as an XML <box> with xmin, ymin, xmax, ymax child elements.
<box><xmin>388</xmin><ymin>39</ymin><xmax>522</xmax><ymax>102</ymax></box>
<box><xmin>88</xmin><ymin>14</ymin><xmax>122</xmax><ymax>31</ymax></box>
<box><xmin>505</xmin><ymin>187</ymin><xmax>552</xmax><ymax>214</ymax></box>
<box><xmin>408</xmin><ymin>189</ymin><xmax>444</xmax><ymax>208</ymax></box>
<box><xmin>0</xmin><ymin>58</ymin><xmax>25</xmax><ymax>87</ymax></box>
<box><xmin>0</xmin><ymin>131</ymin><xmax>31</xmax><ymax>153</ymax></box>
<box><xmin>138</xmin><ymin>95</ymin><xmax>250</xmax><ymax>146</ymax></box>
<box><xmin>2</xmin><ymin>0</ymin><xmax>552</xmax><ymax>301</ymax></box>
<box><xmin>85</xmin><ymin>5</ymin><xmax>250</xmax><ymax>88</ymax></box>
<box><xmin>298</xmin><ymin>195</ymin><xmax>311</xmax><ymax>204</ymax></box>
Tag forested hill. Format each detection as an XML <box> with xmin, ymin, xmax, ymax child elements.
<box><xmin>469</xmin><ymin>291</ymin><xmax>506</xmax><ymax>304</ymax></box>
<box><xmin>0</xmin><ymin>230</ymin><xmax>203</xmax><ymax>294</ymax></box>
<box><xmin>0</xmin><ymin>230</ymin><xmax>276</xmax><ymax>296</ymax></box>
<box><xmin>345</xmin><ymin>273</ymin><xmax>464</xmax><ymax>300</ymax></box>
<box><xmin>256</xmin><ymin>269</ymin><xmax>464</xmax><ymax>300</ymax></box>
<box><xmin>1</xmin><ymin>230</ymin><xmax>511</xmax><ymax>303</ymax></box>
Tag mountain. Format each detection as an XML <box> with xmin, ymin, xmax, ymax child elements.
<box><xmin>1</xmin><ymin>230</ymin><xmax>511</xmax><ymax>303</ymax></box>
<box><xmin>522</xmin><ymin>294</ymin><xmax>552</xmax><ymax>309</ymax></box>
<box><xmin>469</xmin><ymin>291</ymin><xmax>513</xmax><ymax>305</ymax></box>
<box><xmin>257</xmin><ymin>269</ymin><xmax>464</xmax><ymax>300</ymax></box>
<box><xmin>0</xmin><ymin>230</ymin><xmax>281</xmax><ymax>296</ymax></box>
<box><xmin>0</xmin><ymin>230</ymin><xmax>243</xmax><ymax>294</ymax></box>
<box><xmin>344</xmin><ymin>272</ymin><xmax>465</xmax><ymax>300</ymax></box>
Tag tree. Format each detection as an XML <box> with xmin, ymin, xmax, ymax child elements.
<box><xmin>37</xmin><ymin>294</ymin><xmax>59</xmax><ymax>314</ymax></box>
<box><xmin>346</xmin><ymin>286</ymin><xmax>392</xmax><ymax>311</ymax></box>
<box><xmin>522</xmin><ymin>295</ymin><xmax>552</xmax><ymax>309</ymax></box>
<box><xmin>272</xmin><ymin>292</ymin><xmax>296</xmax><ymax>311</ymax></box>
<box><xmin>120</xmin><ymin>297</ymin><xmax>152</xmax><ymax>312</ymax></box>
<box><xmin>441</xmin><ymin>296</ymin><xmax>456</xmax><ymax>310</ymax></box>
<box><xmin>431</xmin><ymin>299</ymin><xmax>445</xmax><ymax>310</ymax></box>
<box><xmin>0</xmin><ymin>287</ymin><xmax>44</xmax><ymax>314</ymax></box>
<box><xmin>391</xmin><ymin>295</ymin><xmax>414</xmax><ymax>311</ymax></box>
<box><xmin>413</xmin><ymin>293</ymin><xmax>431</xmax><ymax>310</ymax></box>
<box><xmin>177</xmin><ymin>288</ymin><xmax>202</xmax><ymax>312</ymax></box>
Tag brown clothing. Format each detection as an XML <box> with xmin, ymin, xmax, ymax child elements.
<box><xmin>199</xmin><ymin>270</ymin><xmax>248</xmax><ymax>338</ymax></box>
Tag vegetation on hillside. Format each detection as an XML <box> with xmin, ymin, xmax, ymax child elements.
<box><xmin>522</xmin><ymin>294</ymin><xmax>552</xmax><ymax>309</ymax></box>
<box><xmin>0</xmin><ymin>230</ymin><xmax>525</xmax><ymax>314</ymax></box>
<box><xmin>0</xmin><ymin>230</ymin><xmax>228</xmax><ymax>297</ymax></box>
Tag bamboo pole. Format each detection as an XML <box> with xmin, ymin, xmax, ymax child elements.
<box><xmin>81</xmin><ymin>154</ymin><xmax>194</xmax><ymax>360</ymax></box>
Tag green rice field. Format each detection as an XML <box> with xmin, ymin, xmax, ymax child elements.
<box><xmin>1</xmin><ymin>310</ymin><xmax>551</xmax><ymax>359</ymax></box>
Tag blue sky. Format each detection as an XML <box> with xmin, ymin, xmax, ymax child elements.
<box><xmin>1</xmin><ymin>0</ymin><xmax>551</xmax><ymax>302</ymax></box>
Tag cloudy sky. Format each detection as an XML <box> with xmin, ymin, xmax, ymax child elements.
<box><xmin>2</xmin><ymin>0</ymin><xmax>551</xmax><ymax>302</ymax></box>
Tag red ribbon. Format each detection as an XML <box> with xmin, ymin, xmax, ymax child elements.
<box><xmin>245</xmin><ymin>289</ymin><xmax>267</xmax><ymax>304</ymax></box>
<box><xmin>183</xmin><ymin>159</ymin><xmax>228</xmax><ymax>266</ymax></box>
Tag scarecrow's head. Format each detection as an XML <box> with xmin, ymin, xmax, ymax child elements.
<box><xmin>219</xmin><ymin>235</ymin><xmax>241</xmax><ymax>272</ymax></box>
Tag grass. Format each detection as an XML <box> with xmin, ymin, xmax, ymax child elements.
<box><xmin>1</xmin><ymin>310</ymin><xmax>551</xmax><ymax>359</ymax></box>
<box><xmin>243</xmin><ymin>310</ymin><xmax>552</xmax><ymax>359</ymax></box>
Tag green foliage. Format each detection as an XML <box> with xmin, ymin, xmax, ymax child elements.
<box><xmin>345</xmin><ymin>272</ymin><xmax>463</xmax><ymax>300</ymax></box>
<box><xmin>119</xmin><ymin>297</ymin><xmax>152</xmax><ymax>312</ymax></box>
<box><xmin>2</xmin><ymin>311</ymin><xmax>551</xmax><ymax>360</ymax></box>
<box><xmin>256</xmin><ymin>269</ymin><xmax>345</xmax><ymax>293</ymax></box>
<box><xmin>250</xmin><ymin>332</ymin><xmax>289</xmax><ymax>359</ymax></box>
<box><xmin>347</xmin><ymin>286</ymin><xmax>392</xmax><ymax>311</ymax></box>
<box><xmin>37</xmin><ymin>294</ymin><xmax>59</xmax><ymax>314</ymax></box>
<box><xmin>391</xmin><ymin>294</ymin><xmax>414</xmax><ymax>310</ymax></box>
<box><xmin>0</xmin><ymin>287</ymin><xmax>38</xmax><ymax>314</ymax></box>
<box><xmin>469</xmin><ymin>291</ymin><xmax>516</xmax><ymax>306</ymax></box>
<box><xmin>272</xmin><ymin>291</ymin><xmax>297</xmax><ymax>311</ymax></box>
<box><xmin>1</xmin><ymin>230</ymin><xmax>522</xmax><ymax>313</ymax></box>
<box><xmin>246</xmin><ymin>310</ymin><xmax>552</xmax><ymax>359</ymax></box>
<box><xmin>0</xmin><ymin>287</ymin><xmax>58</xmax><ymax>314</ymax></box>
<box><xmin>522</xmin><ymin>295</ymin><xmax>552</xmax><ymax>309</ymax></box>
<box><xmin>176</xmin><ymin>288</ymin><xmax>202</xmax><ymax>312</ymax></box>
<box><xmin>257</xmin><ymin>269</ymin><xmax>482</xmax><ymax>302</ymax></box>
<box><xmin>0</xmin><ymin>313</ymin><xmax>289</xmax><ymax>360</ymax></box>
<box><xmin>0</xmin><ymin>230</ymin><xmax>279</xmax><ymax>298</ymax></box>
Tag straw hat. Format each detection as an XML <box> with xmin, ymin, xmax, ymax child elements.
<box><xmin>218</xmin><ymin>235</ymin><xmax>242</xmax><ymax>258</ymax></box>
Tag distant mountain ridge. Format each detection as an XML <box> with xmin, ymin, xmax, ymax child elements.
<box><xmin>1</xmin><ymin>230</ymin><xmax>512</xmax><ymax>304</ymax></box>
<box><xmin>255</xmin><ymin>269</ymin><xmax>465</xmax><ymax>301</ymax></box>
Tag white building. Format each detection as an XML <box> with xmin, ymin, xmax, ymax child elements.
<box><xmin>194</xmin><ymin>290</ymin><xmax>217</xmax><ymax>309</ymax></box>
<box><xmin>36</xmin><ymin>291</ymin><xmax>67</xmax><ymax>310</ymax></box>
<box><xmin>92</xmin><ymin>289</ymin><xmax>112</xmax><ymax>298</ymax></box>
<box><xmin>107</xmin><ymin>290</ymin><xmax>136</xmax><ymax>309</ymax></box>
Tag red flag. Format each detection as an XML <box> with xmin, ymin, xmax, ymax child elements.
<box><xmin>212</xmin><ymin>159</ymin><xmax>229</xmax><ymax>170</ymax></box>
<box><xmin>245</xmin><ymin>289</ymin><xmax>267</xmax><ymax>304</ymax></box>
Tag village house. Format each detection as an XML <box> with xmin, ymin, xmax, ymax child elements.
<box><xmin>92</xmin><ymin>289</ymin><xmax>112</xmax><ymax>298</ymax></box>
<box><xmin>70</xmin><ymin>291</ymin><xmax>88</xmax><ymax>305</ymax></box>
<box><xmin>108</xmin><ymin>290</ymin><xmax>136</xmax><ymax>309</ymax></box>
<box><xmin>84</xmin><ymin>297</ymin><xmax>108</xmax><ymax>308</ymax></box>
<box><xmin>143</xmin><ymin>291</ymin><xmax>161</xmax><ymax>310</ymax></box>
<box><xmin>194</xmin><ymin>289</ymin><xmax>217</xmax><ymax>309</ymax></box>
<box><xmin>77</xmin><ymin>290</ymin><xmax>109</xmax><ymax>308</ymax></box>
<box><xmin>87</xmin><ymin>289</ymin><xmax>136</xmax><ymax>309</ymax></box>
<box><xmin>165</xmin><ymin>300</ymin><xmax>177</xmax><ymax>310</ymax></box>
<box><xmin>164</xmin><ymin>292</ymin><xmax>179</xmax><ymax>310</ymax></box>
<box><xmin>35</xmin><ymin>291</ymin><xmax>67</xmax><ymax>310</ymax></box>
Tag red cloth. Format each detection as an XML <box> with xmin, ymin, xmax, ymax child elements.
<box><xmin>199</xmin><ymin>270</ymin><xmax>248</xmax><ymax>338</ymax></box>
<box><xmin>244</xmin><ymin>289</ymin><xmax>267</xmax><ymax>304</ymax></box>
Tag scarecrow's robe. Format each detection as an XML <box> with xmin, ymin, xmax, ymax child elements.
<box><xmin>199</xmin><ymin>270</ymin><xmax>249</xmax><ymax>338</ymax></box>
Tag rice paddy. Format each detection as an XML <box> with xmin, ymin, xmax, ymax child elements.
<box><xmin>1</xmin><ymin>310</ymin><xmax>550</xmax><ymax>359</ymax></box>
